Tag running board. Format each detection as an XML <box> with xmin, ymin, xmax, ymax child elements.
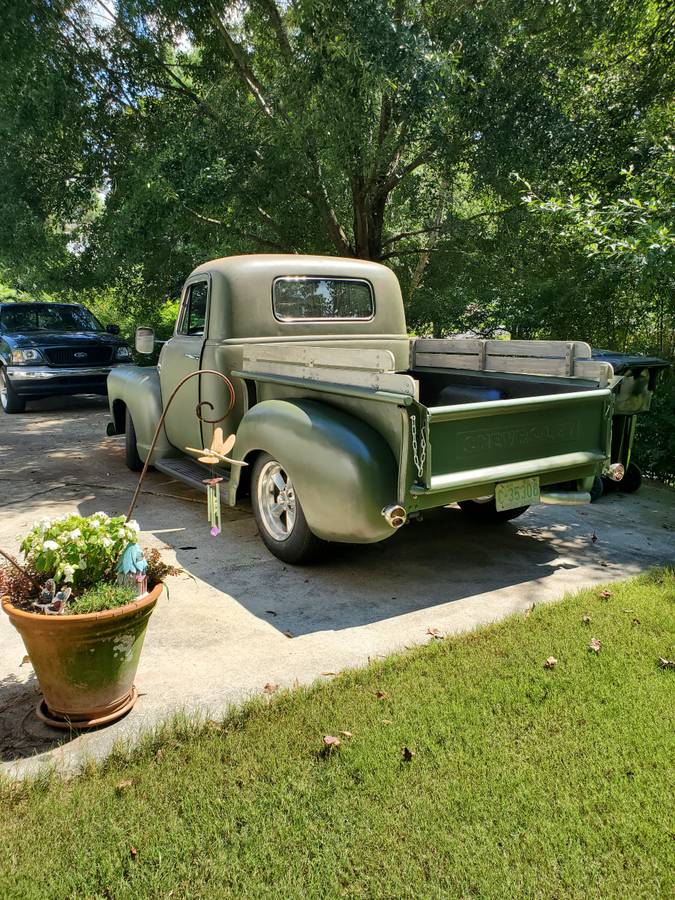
<box><xmin>154</xmin><ymin>457</ymin><xmax>230</xmax><ymax>494</ymax></box>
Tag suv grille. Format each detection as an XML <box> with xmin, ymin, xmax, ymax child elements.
<box><xmin>43</xmin><ymin>346</ymin><xmax>114</xmax><ymax>367</ymax></box>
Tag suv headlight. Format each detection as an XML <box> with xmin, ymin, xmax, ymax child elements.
<box><xmin>11</xmin><ymin>348</ymin><xmax>43</xmax><ymax>365</ymax></box>
<box><xmin>114</xmin><ymin>345</ymin><xmax>132</xmax><ymax>361</ymax></box>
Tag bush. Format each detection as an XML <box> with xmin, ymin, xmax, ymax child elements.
<box><xmin>632</xmin><ymin>369</ymin><xmax>675</xmax><ymax>485</ymax></box>
<box><xmin>20</xmin><ymin>513</ymin><xmax>140</xmax><ymax>590</ymax></box>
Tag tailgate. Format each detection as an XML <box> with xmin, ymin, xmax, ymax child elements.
<box><xmin>412</xmin><ymin>388</ymin><xmax>611</xmax><ymax>494</ymax></box>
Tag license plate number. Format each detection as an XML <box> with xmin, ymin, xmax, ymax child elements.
<box><xmin>495</xmin><ymin>477</ymin><xmax>540</xmax><ymax>512</ymax></box>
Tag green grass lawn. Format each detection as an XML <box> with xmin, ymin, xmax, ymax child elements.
<box><xmin>2</xmin><ymin>570</ymin><xmax>674</xmax><ymax>899</ymax></box>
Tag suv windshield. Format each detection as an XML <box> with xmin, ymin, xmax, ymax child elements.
<box><xmin>0</xmin><ymin>304</ymin><xmax>103</xmax><ymax>333</ymax></box>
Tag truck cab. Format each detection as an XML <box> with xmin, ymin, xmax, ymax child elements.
<box><xmin>108</xmin><ymin>254</ymin><xmax>618</xmax><ymax>563</ymax></box>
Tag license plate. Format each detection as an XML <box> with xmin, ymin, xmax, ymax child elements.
<box><xmin>495</xmin><ymin>477</ymin><xmax>540</xmax><ymax>512</ymax></box>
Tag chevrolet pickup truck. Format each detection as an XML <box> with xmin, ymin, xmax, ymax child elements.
<box><xmin>107</xmin><ymin>255</ymin><xmax>621</xmax><ymax>563</ymax></box>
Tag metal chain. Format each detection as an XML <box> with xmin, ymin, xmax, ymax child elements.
<box><xmin>410</xmin><ymin>414</ymin><xmax>427</xmax><ymax>480</ymax></box>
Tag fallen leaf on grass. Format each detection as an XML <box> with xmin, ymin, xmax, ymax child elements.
<box><xmin>544</xmin><ymin>656</ymin><xmax>557</xmax><ymax>669</ymax></box>
<box><xmin>402</xmin><ymin>746</ymin><xmax>415</xmax><ymax>762</ymax></box>
<box><xmin>658</xmin><ymin>658</ymin><xmax>675</xmax><ymax>670</ymax></box>
<box><xmin>375</xmin><ymin>690</ymin><xmax>388</xmax><ymax>700</ymax></box>
<box><xmin>631</xmin><ymin>618</ymin><xmax>641</xmax><ymax>626</ymax></box>
<box><xmin>426</xmin><ymin>627</ymin><xmax>442</xmax><ymax>639</ymax></box>
<box><xmin>129</xmin><ymin>846</ymin><xmax>138</xmax><ymax>860</ymax></box>
<box><xmin>19</xmin><ymin>655</ymin><xmax>30</xmax><ymax>667</ymax></box>
<box><xmin>263</xmin><ymin>682</ymin><xmax>278</xmax><ymax>694</ymax></box>
<box><xmin>589</xmin><ymin>638</ymin><xmax>601</xmax><ymax>653</ymax></box>
<box><xmin>339</xmin><ymin>730</ymin><xmax>353</xmax><ymax>739</ymax></box>
<box><xmin>599</xmin><ymin>590</ymin><xmax>612</xmax><ymax>600</ymax></box>
<box><xmin>524</xmin><ymin>604</ymin><xmax>535</xmax><ymax>619</ymax></box>
<box><xmin>116</xmin><ymin>779</ymin><xmax>134</xmax><ymax>793</ymax></box>
<box><xmin>582</xmin><ymin>614</ymin><xmax>591</xmax><ymax>625</ymax></box>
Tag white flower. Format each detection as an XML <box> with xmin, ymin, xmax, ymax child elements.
<box><xmin>62</xmin><ymin>564</ymin><xmax>75</xmax><ymax>582</ymax></box>
<box><xmin>118</xmin><ymin>528</ymin><xmax>127</xmax><ymax>538</ymax></box>
<box><xmin>102</xmin><ymin>536</ymin><xmax>113</xmax><ymax>548</ymax></box>
<box><xmin>43</xmin><ymin>540</ymin><xmax>60</xmax><ymax>551</ymax></box>
<box><xmin>78</xmin><ymin>558</ymin><xmax>87</xmax><ymax>570</ymax></box>
<box><xmin>127</xmin><ymin>520</ymin><xmax>140</xmax><ymax>533</ymax></box>
<box><xmin>69</xmin><ymin>528</ymin><xmax>82</xmax><ymax>540</ymax></box>
<box><xmin>89</xmin><ymin>519</ymin><xmax>101</xmax><ymax>530</ymax></box>
<box><xmin>93</xmin><ymin>511</ymin><xmax>109</xmax><ymax>520</ymax></box>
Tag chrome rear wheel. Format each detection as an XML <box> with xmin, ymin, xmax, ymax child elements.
<box><xmin>251</xmin><ymin>452</ymin><xmax>325</xmax><ymax>564</ymax></box>
<box><xmin>257</xmin><ymin>460</ymin><xmax>297</xmax><ymax>542</ymax></box>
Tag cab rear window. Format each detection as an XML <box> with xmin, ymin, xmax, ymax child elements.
<box><xmin>273</xmin><ymin>277</ymin><xmax>374</xmax><ymax>321</ymax></box>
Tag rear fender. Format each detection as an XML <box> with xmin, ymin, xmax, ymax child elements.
<box><xmin>230</xmin><ymin>399</ymin><xmax>398</xmax><ymax>544</ymax></box>
<box><xmin>107</xmin><ymin>366</ymin><xmax>175</xmax><ymax>463</ymax></box>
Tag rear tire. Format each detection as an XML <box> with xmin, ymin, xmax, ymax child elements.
<box><xmin>125</xmin><ymin>408</ymin><xmax>144</xmax><ymax>471</ymax></box>
<box><xmin>251</xmin><ymin>452</ymin><xmax>325</xmax><ymax>564</ymax></box>
<box><xmin>457</xmin><ymin>497</ymin><xmax>529</xmax><ymax>524</ymax></box>
<box><xmin>0</xmin><ymin>367</ymin><xmax>26</xmax><ymax>414</ymax></box>
<box><xmin>589</xmin><ymin>475</ymin><xmax>604</xmax><ymax>503</ymax></box>
<box><xmin>619</xmin><ymin>462</ymin><xmax>642</xmax><ymax>494</ymax></box>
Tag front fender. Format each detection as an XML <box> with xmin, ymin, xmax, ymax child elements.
<box><xmin>107</xmin><ymin>366</ymin><xmax>175</xmax><ymax>463</ymax></box>
<box><xmin>231</xmin><ymin>399</ymin><xmax>398</xmax><ymax>544</ymax></box>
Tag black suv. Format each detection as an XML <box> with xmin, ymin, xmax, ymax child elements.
<box><xmin>0</xmin><ymin>302</ymin><xmax>132</xmax><ymax>413</ymax></box>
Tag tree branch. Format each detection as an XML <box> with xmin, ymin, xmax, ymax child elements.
<box><xmin>208</xmin><ymin>3</ymin><xmax>275</xmax><ymax>119</ymax></box>
<box><xmin>256</xmin><ymin>0</ymin><xmax>293</xmax><ymax>63</ymax></box>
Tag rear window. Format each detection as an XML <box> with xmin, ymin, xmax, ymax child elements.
<box><xmin>273</xmin><ymin>277</ymin><xmax>374</xmax><ymax>321</ymax></box>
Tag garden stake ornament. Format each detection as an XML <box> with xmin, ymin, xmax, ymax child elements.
<box><xmin>125</xmin><ymin>370</ymin><xmax>240</xmax><ymax>539</ymax></box>
<box><xmin>186</xmin><ymin>428</ymin><xmax>246</xmax><ymax>536</ymax></box>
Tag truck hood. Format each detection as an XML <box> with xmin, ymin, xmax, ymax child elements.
<box><xmin>7</xmin><ymin>331</ymin><xmax>127</xmax><ymax>350</ymax></box>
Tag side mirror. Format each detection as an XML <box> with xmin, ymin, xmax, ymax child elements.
<box><xmin>135</xmin><ymin>326</ymin><xmax>155</xmax><ymax>355</ymax></box>
<box><xmin>106</xmin><ymin>323</ymin><xmax>121</xmax><ymax>335</ymax></box>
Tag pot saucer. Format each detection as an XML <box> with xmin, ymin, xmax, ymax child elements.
<box><xmin>36</xmin><ymin>685</ymin><xmax>138</xmax><ymax>730</ymax></box>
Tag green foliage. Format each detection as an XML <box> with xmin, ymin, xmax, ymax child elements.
<box><xmin>68</xmin><ymin>582</ymin><xmax>137</xmax><ymax>615</ymax></box>
<box><xmin>633</xmin><ymin>371</ymin><xmax>675</xmax><ymax>484</ymax></box>
<box><xmin>20</xmin><ymin>512</ymin><xmax>140</xmax><ymax>590</ymax></box>
<box><xmin>1</xmin><ymin>571</ymin><xmax>673</xmax><ymax>897</ymax></box>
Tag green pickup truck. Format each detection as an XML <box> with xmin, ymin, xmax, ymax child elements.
<box><xmin>107</xmin><ymin>254</ymin><xmax>622</xmax><ymax>563</ymax></box>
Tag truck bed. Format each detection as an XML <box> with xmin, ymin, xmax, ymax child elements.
<box><xmin>235</xmin><ymin>337</ymin><xmax>614</xmax><ymax>509</ymax></box>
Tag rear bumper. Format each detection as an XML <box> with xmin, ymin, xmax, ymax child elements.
<box><xmin>6</xmin><ymin>365</ymin><xmax>114</xmax><ymax>397</ymax></box>
<box><xmin>410</xmin><ymin>450</ymin><xmax>607</xmax><ymax>495</ymax></box>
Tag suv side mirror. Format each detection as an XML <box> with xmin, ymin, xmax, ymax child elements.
<box><xmin>135</xmin><ymin>326</ymin><xmax>156</xmax><ymax>355</ymax></box>
<box><xmin>106</xmin><ymin>323</ymin><xmax>121</xmax><ymax>335</ymax></box>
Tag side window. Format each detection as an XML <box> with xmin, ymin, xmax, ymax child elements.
<box><xmin>177</xmin><ymin>281</ymin><xmax>209</xmax><ymax>336</ymax></box>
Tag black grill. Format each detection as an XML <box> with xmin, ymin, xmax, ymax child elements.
<box><xmin>43</xmin><ymin>345</ymin><xmax>113</xmax><ymax>367</ymax></box>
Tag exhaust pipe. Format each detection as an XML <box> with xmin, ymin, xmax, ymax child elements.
<box><xmin>382</xmin><ymin>504</ymin><xmax>407</xmax><ymax>529</ymax></box>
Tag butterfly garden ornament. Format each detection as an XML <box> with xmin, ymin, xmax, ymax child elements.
<box><xmin>186</xmin><ymin>428</ymin><xmax>247</xmax><ymax>536</ymax></box>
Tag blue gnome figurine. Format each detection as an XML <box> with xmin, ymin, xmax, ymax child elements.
<box><xmin>115</xmin><ymin>543</ymin><xmax>149</xmax><ymax>597</ymax></box>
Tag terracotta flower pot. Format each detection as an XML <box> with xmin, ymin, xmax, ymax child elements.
<box><xmin>2</xmin><ymin>583</ymin><xmax>162</xmax><ymax>729</ymax></box>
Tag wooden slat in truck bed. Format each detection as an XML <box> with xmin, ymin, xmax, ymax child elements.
<box><xmin>412</xmin><ymin>338</ymin><xmax>613</xmax><ymax>385</ymax></box>
<box><xmin>240</xmin><ymin>344</ymin><xmax>419</xmax><ymax>398</ymax></box>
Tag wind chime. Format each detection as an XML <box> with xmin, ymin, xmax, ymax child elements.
<box><xmin>186</xmin><ymin>428</ymin><xmax>246</xmax><ymax>536</ymax></box>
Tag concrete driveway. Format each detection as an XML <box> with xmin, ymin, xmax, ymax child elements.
<box><xmin>1</xmin><ymin>396</ymin><xmax>673</xmax><ymax>778</ymax></box>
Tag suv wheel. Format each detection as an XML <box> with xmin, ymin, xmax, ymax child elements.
<box><xmin>457</xmin><ymin>496</ymin><xmax>530</xmax><ymax>524</ymax></box>
<box><xmin>251</xmin><ymin>453</ymin><xmax>324</xmax><ymax>564</ymax></box>
<box><xmin>0</xmin><ymin>367</ymin><xmax>26</xmax><ymax>414</ymax></box>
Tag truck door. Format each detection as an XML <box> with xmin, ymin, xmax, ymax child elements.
<box><xmin>160</xmin><ymin>276</ymin><xmax>209</xmax><ymax>451</ymax></box>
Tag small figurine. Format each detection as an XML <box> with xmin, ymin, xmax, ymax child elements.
<box><xmin>186</xmin><ymin>428</ymin><xmax>247</xmax><ymax>537</ymax></box>
<box><xmin>34</xmin><ymin>579</ymin><xmax>72</xmax><ymax>615</ymax></box>
<box><xmin>115</xmin><ymin>542</ymin><xmax>148</xmax><ymax>596</ymax></box>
